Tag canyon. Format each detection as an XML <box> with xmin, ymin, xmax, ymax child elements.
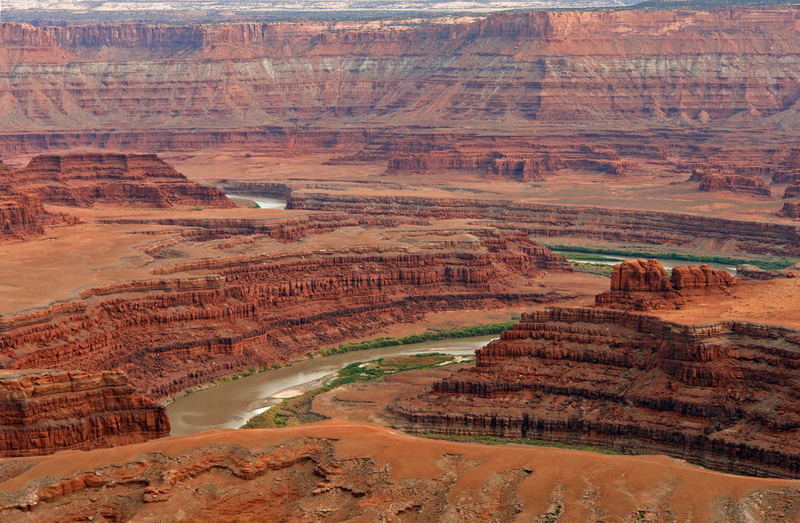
<box><xmin>286</xmin><ymin>193</ymin><xmax>800</xmax><ymax>257</ymax></box>
<box><xmin>0</xmin><ymin>4</ymin><xmax>799</xmax><ymax>519</ymax></box>
<box><xmin>0</xmin><ymin>152</ymin><xmax>579</xmax><ymax>401</ymax></box>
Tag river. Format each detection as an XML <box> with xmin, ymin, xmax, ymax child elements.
<box><xmin>166</xmin><ymin>334</ymin><xmax>498</xmax><ymax>436</ymax></box>
<box><xmin>225</xmin><ymin>193</ymin><xmax>287</xmax><ymax>209</ymax></box>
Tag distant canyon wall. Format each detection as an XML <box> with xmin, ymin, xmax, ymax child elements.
<box><xmin>287</xmin><ymin>193</ymin><xmax>800</xmax><ymax>257</ymax></box>
<box><xmin>1</xmin><ymin>8</ymin><xmax>800</xmax><ymax>132</ymax></box>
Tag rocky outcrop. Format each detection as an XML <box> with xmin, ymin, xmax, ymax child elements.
<box><xmin>783</xmin><ymin>185</ymin><xmax>800</xmax><ymax>199</ymax></box>
<box><xmin>0</xmin><ymin>193</ymin><xmax>47</xmax><ymax>242</ymax></box>
<box><xmin>671</xmin><ymin>264</ymin><xmax>737</xmax><ymax>290</ymax></box>
<box><xmin>608</xmin><ymin>258</ymin><xmax>670</xmax><ymax>292</ymax></box>
<box><xmin>779</xmin><ymin>201</ymin><xmax>800</xmax><ymax>219</ymax></box>
<box><xmin>595</xmin><ymin>259</ymin><xmax>736</xmax><ymax>310</ymax></box>
<box><xmin>691</xmin><ymin>172</ymin><xmax>772</xmax><ymax>197</ymax></box>
<box><xmin>0</xmin><ymin>369</ymin><xmax>168</xmax><ymax>457</ymax></box>
<box><xmin>288</xmin><ymin>193</ymin><xmax>800</xmax><ymax>257</ymax></box>
<box><xmin>2</xmin><ymin>153</ymin><xmax>233</xmax><ymax>208</ymax></box>
<box><xmin>391</xmin><ymin>306</ymin><xmax>800</xmax><ymax>478</ymax></box>
<box><xmin>737</xmin><ymin>264</ymin><xmax>800</xmax><ymax>280</ymax></box>
<box><xmin>0</xmin><ymin>226</ymin><xmax>570</xmax><ymax>400</ymax></box>
<box><xmin>0</xmin><ymin>190</ymin><xmax>77</xmax><ymax>243</ymax></box>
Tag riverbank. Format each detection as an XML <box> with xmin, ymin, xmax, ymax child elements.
<box><xmin>166</xmin><ymin>334</ymin><xmax>498</xmax><ymax>435</ymax></box>
<box><xmin>548</xmin><ymin>244</ymin><xmax>796</xmax><ymax>270</ymax></box>
<box><xmin>243</xmin><ymin>353</ymin><xmax>470</xmax><ymax>429</ymax></box>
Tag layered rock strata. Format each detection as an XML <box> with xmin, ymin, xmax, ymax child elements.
<box><xmin>0</xmin><ymin>190</ymin><xmax>77</xmax><ymax>243</ymax></box>
<box><xmin>779</xmin><ymin>202</ymin><xmax>800</xmax><ymax>219</ymax></box>
<box><xmin>392</xmin><ymin>302</ymin><xmax>800</xmax><ymax>478</ymax></box>
<box><xmin>0</xmin><ymin>227</ymin><xmax>570</xmax><ymax>400</ymax></box>
<box><xmin>3</xmin><ymin>8</ymin><xmax>800</xmax><ymax>131</ymax></box>
<box><xmin>385</xmin><ymin>147</ymin><xmax>636</xmax><ymax>180</ymax></box>
<box><xmin>691</xmin><ymin>172</ymin><xmax>772</xmax><ymax>197</ymax></box>
<box><xmin>595</xmin><ymin>259</ymin><xmax>736</xmax><ymax>310</ymax></box>
<box><xmin>2</xmin><ymin>153</ymin><xmax>233</xmax><ymax>209</ymax></box>
<box><xmin>0</xmin><ymin>369</ymin><xmax>168</xmax><ymax>457</ymax></box>
<box><xmin>288</xmin><ymin>193</ymin><xmax>800</xmax><ymax>257</ymax></box>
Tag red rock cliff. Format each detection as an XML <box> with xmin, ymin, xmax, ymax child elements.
<box><xmin>0</xmin><ymin>224</ymin><xmax>570</xmax><ymax>400</ymax></box>
<box><xmin>391</xmin><ymin>306</ymin><xmax>800</xmax><ymax>478</ymax></box>
<box><xmin>595</xmin><ymin>259</ymin><xmax>737</xmax><ymax>310</ymax></box>
<box><xmin>0</xmin><ymin>369</ymin><xmax>168</xmax><ymax>457</ymax></box>
<box><xmin>1</xmin><ymin>152</ymin><xmax>233</xmax><ymax>209</ymax></box>
<box><xmin>3</xmin><ymin>8</ymin><xmax>800</xmax><ymax>131</ymax></box>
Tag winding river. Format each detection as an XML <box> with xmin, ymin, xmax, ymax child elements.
<box><xmin>225</xmin><ymin>193</ymin><xmax>287</xmax><ymax>209</ymax></box>
<box><xmin>167</xmin><ymin>334</ymin><xmax>498</xmax><ymax>436</ymax></box>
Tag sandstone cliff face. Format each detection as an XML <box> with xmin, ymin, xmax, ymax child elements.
<box><xmin>0</xmin><ymin>188</ymin><xmax>78</xmax><ymax>243</ymax></box>
<box><xmin>0</xmin><ymin>193</ymin><xmax>47</xmax><ymax>242</ymax></box>
<box><xmin>385</xmin><ymin>145</ymin><xmax>635</xmax><ymax>179</ymax></box>
<box><xmin>288</xmin><ymin>193</ymin><xmax>800</xmax><ymax>257</ymax></box>
<box><xmin>2</xmin><ymin>153</ymin><xmax>233</xmax><ymax>209</ymax></box>
<box><xmin>391</xmin><ymin>305</ymin><xmax>800</xmax><ymax>478</ymax></box>
<box><xmin>0</xmin><ymin>369</ymin><xmax>168</xmax><ymax>457</ymax></box>
<box><xmin>595</xmin><ymin>259</ymin><xmax>736</xmax><ymax>310</ymax></box>
<box><xmin>0</xmin><ymin>225</ymin><xmax>570</xmax><ymax>400</ymax></box>
<box><xmin>2</xmin><ymin>8</ymin><xmax>800</xmax><ymax>131</ymax></box>
<box><xmin>783</xmin><ymin>185</ymin><xmax>800</xmax><ymax>199</ymax></box>
<box><xmin>692</xmin><ymin>172</ymin><xmax>772</xmax><ymax>197</ymax></box>
<box><xmin>779</xmin><ymin>201</ymin><xmax>800</xmax><ymax>219</ymax></box>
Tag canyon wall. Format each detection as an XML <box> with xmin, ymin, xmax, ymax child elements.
<box><xmin>2</xmin><ymin>153</ymin><xmax>233</xmax><ymax>209</ymax></box>
<box><xmin>0</xmin><ymin>225</ymin><xmax>570</xmax><ymax>400</ymax></box>
<box><xmin>0</xmin><ymin>193</ymin><xmax>51</xmax><ymax>242</ymax></box>
<box><xmin>0</xmin><ymin>369</ymin><xmax>168</xmax><ymax>456</ymax></box>
<box><xmin>2</xmin><ymin>8</ymin><xmax>800</xmax><ymax>133</ymax></box>
<box><xmin>287</xmin><ymin>193</ymin><xmax>800</xmax><ymax>257</ymax></box>
<box><xmin>691</xmin><ymin>172</ymin><xmax>772</xmax><ymax>198</ymax></box>
<box><xmin>392</xmin><ymin>301</ymin><xmax>800</xmax><ymax>478</ymax></box>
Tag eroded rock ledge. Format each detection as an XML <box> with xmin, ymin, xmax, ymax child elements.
<box><xmin>288</xmin><ymin>193</ymin><xmax>800</xmax><ymax>257</ymax></box>
<box><xmin>2</xmin><ymin>153</ymin><xmax>233</xmax><ymax>210</ymax></box>
<box><xmin>391</xmin><ymin>261</ymin><xmax>800</xmax><ymax>478</ymax></box>
<box><xmin>0</xmin><ymin>228</ymin><xmax>570</xmax><ymax>400</ymax></box>
<box><xmin>0</xmin><ymin>369</ymin><xmax>168</xmax><ymax>457</ymax></box>
<box><xmin>1</xmin><ymin>423</ymin><xmax>796</xmax><ymax>521</ymax></box>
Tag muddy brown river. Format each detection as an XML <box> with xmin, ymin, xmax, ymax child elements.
<box><xmin>224</xmin><ymin>193</ymin><xmax>287</xmax><ymax>209</ymax></box>
<box><xmin>166</xmin><ymin>335</ymin><xmax>498</xmax><ymax>436</ymax></box>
